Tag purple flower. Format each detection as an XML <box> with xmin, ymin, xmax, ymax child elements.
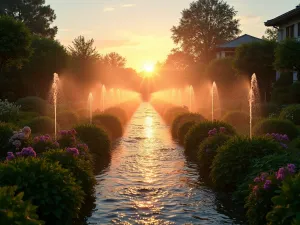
<box><xmin>254</xmin><ymin>177</ymin><xmax>261</xmax><ymax>183</ymax></box>
<box><xmin>22</xmin><ymin>126</ymin><xmax>31</xmax><ymax>135</ymax></box>
<box><xmin>276</xmin><ymin>167</ymin><xmax>286</xmax><ymax>180</ymax></box>
<box><xmin>60</xmin><ymin>130</ymin><xmax>68</xmax><ymax>136</ymax></box>
<box><xmin>66</xmin><ymin>148</ymin><xmax>79</xmax><ymax>157</ymax></box>
<box><xmin>208</xmin><ymin>128</ymin><xmax>218</xmax><ymax>136</ymax></box>
<box><xmin>54</xmin><ymin>141</ymin><xmax>60</xmax><ymax>148</ymax></box>
<box><xmin>12</xmin><ymin>140</ymin><xmax>21</xmax><ymax>149</ymax></box>
<box><xmin>20</xmin><ymin>147</ymin><xmax>36</xmax><ymax>157</ymax></box>
<box><xmin>280</xmin><ymin>143</ymin><xmax>288</xmax><ymax>149</ymax></box>
<box><xmin>33</xmin><ymin>137</ymin><xmax>39</xmax><ymax>143</ymax></box>
<box><xmin>287</xmin><ymin>164</ymin><xmax>296</xmax><ymax>174</ymax></box>
<box><xmin>264</xmin><ymin>180</ymin><xmax>272</xmax><ymax>190</ymax></box>
<box><xmin>16</xmin><ymin>152</ymin><xmax>22</xmax><ymax>157</ymax></box>
<box><xmin>71</xmin><ymin>129</ymin><xmax>77</xmax><ymax>135</ymax></box>
<box><xmin>6</xmin><ymin>152</ymin><xmax>15</xmax><ymax>161</ymax></box>
<box><xmin>260</xmin><ymin>172</ymin><xmax>269</xmax><ymax>181</ymax></box>
<box><xmin>282</xmin><ymin>134</ymin><xmax>289</xmax><ymax>142</ymax></box>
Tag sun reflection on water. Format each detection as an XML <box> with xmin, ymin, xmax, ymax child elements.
<box><xmin>144</xmin><ymin>116</ymin><xmax>153</xmax><ymax>138</ymax></box>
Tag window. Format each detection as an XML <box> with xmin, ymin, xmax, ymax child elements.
<box><xmin>298</xmin><ymin>23</ymin><xmax>300</xmax><ymax>37</ymax></box>
<box><xmin>286</xmin><ymin>24</ymin><xmax>295</xmax><ymax>38</ymax></box>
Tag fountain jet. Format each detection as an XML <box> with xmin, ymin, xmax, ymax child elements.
<box><xmin>51</xmin><ymin>73</ymin><xmax>60</xmax><ymax>140</ymax></box>
<box><xmin>249</xmin><ymin>74</ymin><xmax>260</xmax><ymax>139</ymax></box>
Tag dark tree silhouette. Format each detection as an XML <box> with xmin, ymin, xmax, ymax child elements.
<box><xmin>103</xmin><ymin>52</ymin><xmax>126</xmax><ymax>68</ymax></box>
<box><xmin>171</xmin><ymin>0</ymin><xmax>240</xmax><ymax>63</ymax></box>
<box><xmin>0</xmin><ymin>0</ymin><xmax>58</xmax><ymax>38</ymax></box>
<box><xmin>262</xmin><ymin>28</ymin><xmax>278</xmax><ymax>42</ymax></box>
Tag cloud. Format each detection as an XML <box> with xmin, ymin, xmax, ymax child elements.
<box><xmin>237</xmin><ymin>15</ymin><xmax>262</xmax><ymax>24</ymax></box>
<box><xmin>103</xmin><ymin>7</ymin><xmax>115</xmax><ymax>12</ymax></box>
<box><xmin>94</xmin><ymin>39</ymin><xmax>140</xmax><ymax>49</ymax></box>
<box><xmin>121</xmin><ymin>4</ymin><xmax>136</xmax><ymax>8</ymax></box>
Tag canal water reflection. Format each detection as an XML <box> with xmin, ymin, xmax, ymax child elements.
<box><xmin>88</xmin><ymin>103</ymin><xmax>241</xmax><ymax>225</ymax></box>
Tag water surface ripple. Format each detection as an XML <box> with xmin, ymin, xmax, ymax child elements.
<box><xmin>88</xmin><ymin>103</ymin><xmax>241</xmax><ymax>225</ymax></box>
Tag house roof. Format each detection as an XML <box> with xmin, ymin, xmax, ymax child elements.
<box><xmin>265</xmin><ymin>6</ymin><xmax>300</xmax><ymax>26</ymax></box>
<box><xmin>217</xmin><ymin>34</ymin><xmax>263</xmax><ymax>49</ymax></box>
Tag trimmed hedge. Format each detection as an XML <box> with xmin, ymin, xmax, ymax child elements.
<box><xmin>184</xmin><ymin>121</ymin><xmax>236</xmax><ymax>155</ymax></box>
<box><xmin>75</xmin><ymin>124</ymin><xmax>111</xmax><ymax>157</ymax></box>
<box><xmin>93</xmin><ymin>114</ymin><xmax>123</xmax><ymax>139</ymax></box>
<box><xmin>178</xmin><ymin>121</ymin><xmax>196</xmax><ymax>145</ymax></box>
<box><xmin>211</xmin><ymin>136</ymin><xmax>282</xmax><ymax>191</ymax></box>
<box><xmin>57</xmin><ymin>111</ymin><xmax>79</xmax><ymax>129</ymax></box>
<box><xmin>27</xmin><ymin>116</ymin><xmax>56</xmax><ymax>134</ymax></box>
<box><xmin>253</xmin><ymin>118</ymin><xmax>299</xmax><ymax>140</ymax></box>
<box><xmin>279</xmin><ymin>104</ymin><xmax>300</xmax><ymax>125</ymax></box>
<box><xmin>16</xmin><ymin>97</ymin><xmax>47</xmax><ymax>115</ymax></box>
<box><xmin>0</xmin><ymin>158</ymin><xmax>84</xmax><ymax>225</ymax></box>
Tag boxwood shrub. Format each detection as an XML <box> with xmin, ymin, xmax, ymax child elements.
<box><xmin>93</xmin><ymin>114</ymin><xmax>123</xmax><ymax>139</ymax></box>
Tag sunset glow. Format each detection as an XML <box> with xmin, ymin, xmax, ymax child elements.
<box><xmin>143</xmin><ymin>63</ymin><xmax>155</xmax><ymax>73</ymax></box>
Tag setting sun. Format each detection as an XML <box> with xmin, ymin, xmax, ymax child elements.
<box><xmin>143</xmin><ymin>63</ymin><xmax>155</xmax><ymax>73</ymax></box>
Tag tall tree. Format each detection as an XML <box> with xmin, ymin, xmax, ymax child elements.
<box><xmin>262</xmin><ymin>28</ymin><xmax>278</xmax><ymax>41</ymax></box>
<box><xmin>0</xmin><ymin>0</ymin><xmax>57</xmax><ymax>38</ymax></box>
<box><xmin>275</xmin><ymin>38</ymin><xmax>300</xmax><ymax>75</ymax></box>
<box><xmin>68</xmin><ymin>36</ymin><xmax>100</xmax><ymax>61</ymax></box>
<box><xmin>234</xmin><ymin>40</ymin><xmax>277</xmax><ymax>100</ymax></box>
<box><xmin>171</xmin><ymin>0</ymin><xmax>240</xmax><ymax>63</ymax></box>
<box><xmin>0</xmin><ymin>16</ymin><xmax>32</xmax><ymax>71</ymax></box>
<box><xmin>103</xmin><ymin>52</ymin><xmax>126</xmax><ymax>68</ymax></box>
<box><xmin>164</xmin><ymin>49</ymin><xmax>194</xmax><ymax>71</ymax></box>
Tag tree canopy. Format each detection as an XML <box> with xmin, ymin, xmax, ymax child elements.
<box><xmin>262</xmin><ymin>28</ymin><xmax>278</xmax><ymax>42</ymax></box>
<box><xmin>0</xmin><ymin>16</ymin><xmax>32</xmax><ymax>71</ymax></box>
<box><xmin>275</xmin><ymin>38</ymin><xmax>300</xmax><ymax>74</ymax></box>
<box><xmin>103</xmin><ymin>52</ymin><xmax>126</xmax><ymax>68</ymax></box>
<box><xmin>171</xmin><ymin>0</ymin><xmax>241</xmax><ymax>63</ymax></box>
<box><xmin>0</xmin><ymin>0</ymin><xmax>57</xmax><ymax>38</ymax></box>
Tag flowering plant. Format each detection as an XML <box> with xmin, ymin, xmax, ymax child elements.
<box><xmin>8</xmin><ymin>126</ymin><xmax>31</xmax><ymax>151</ymax></box>
<box><xmin>32</xmin><ymin>134</ymin><xmax>59</xmax><ymax>153</ymax></box>
<box><xmin>6</xmin><ymin>147</ymin><xmax>37</xmax><ymax>161</ymax></box>
<box><xmin>208</xmin><ymin>127</ymin><xmax>226</xmax><ymax>136</ymax></box>
<box><xmin>245</xmin><ymin>164</ymin><xmax>297</xmax><ymax>225</ymax></box>
<box><xmin>265</xmin><ymin>133</ymin><xmax>290</xmax><ymax>149</ymax></box>
<box><xmin>57</xmin><ymin>129</ymin><xmax>77</xmax><ymax>148</ymax></box>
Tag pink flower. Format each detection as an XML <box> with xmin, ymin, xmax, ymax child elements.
<box><xmin>66</xmin><ymin>148</ymin><xmax>79</xmax><ymax>157</ymax></box>
<box><xmin>6</xmin><ymin>152</ymin><xmax>15</xmax><ymax>161</ymax></box>
<box><xmin>219</xmin><ymin>127</ymin><xmax>226</xmax><ymax>133</ymax></box>
<box><xmin>264</xmin><ymin>180</ymin><xmax>272</xmax><ymax>190</ymax></box>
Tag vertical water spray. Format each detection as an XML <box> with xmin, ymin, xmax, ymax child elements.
<box><xmin>51</xmin><ymin>73</ymin><xmax>60</xmax><ymax>140</ymax></box>
<box><xmin>249</xmin><ymin>74</ymin><xmax>259</xmax><ymax>139</ymax></box>
<box><xmin>189</xmin><ymin>86</ymin><xmax>194</xmax><ymax>112</ymax></box>
<box><xmin>211</xmin><ymin>82</ymin><xmax>217</xmax><ymax>121</ymax></box>
<box><xmin>88</xmin><ymin>92</ymin><xmax>93</xmax><ymax>124</ymax></box>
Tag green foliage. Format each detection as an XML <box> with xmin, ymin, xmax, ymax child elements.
<box><xmin>104</xmin><ymin>107</ymin><xmax>128</xmax><ymax>124</ymax></box>
<box><xmin>0</xmin><ymin>99</ymin><xmax>20</xmax><ymax>122</ymax></box>
<box><xmin>262</xmin><ymin>28</ymin><xmax>278</xmax><ymax>41</ymax></box>
<box><xmin>178</xmin><ymin>121</ymin><xmax>196</xmax><ymax>145</ymax></box>
<box><xmin>211</xmin><ymin>136</ymin><xmax>282</xmax><ymax>190</ymax></box>
<box><xmin>0</xmin><ymin>16</ymin><xmax>32</xmax><ymax>70</ymax></box>
<box><xmin>171</xmin><ymin>113</ymin><xmax>205</xmax><ymax>139</ymax></box>
<box><xmin>271</xmin><ymin>87</ymin><xmax>291</xmax><ymax>105</ymax></box>
<box><xmin>0</xmin><ymin>158</ymin><xmax>84</xmax><ymax>225</ymax></box>
<box><xmin>253</xmin><ymin>118</ymin><xmax>299</xmax><ymax>140</ymax></box>
<box><xmin>171</xmin><ymin>0</ymin><xmax>240</xmax><ymax>62</ymax></box>
<box><xmin>27</xmin><ymin>116</ymin><xmax>56</xmax><ymax>134</ymax></box>
<box><xmin>0</xmin><ymin>0</ymin><xmax>58</xmax><ymax>38</ymax></box>
<box><xmin>16</xmin><ymin>97</ymin><xmax>47</xmax><ymax>115</ymax></box>
<box><xmin>222</xmin><ymin>111</ymin><xmax>249</xmax><ymax>133</ymax></box>
<box><xmin>75</xmin><ymin>124</ymin><xmax>111</xmax><ymax>157</ymax></box>
<box><xmin>206</xmin><ymin>57</ymin><xmax>236</xmax><ymax>87</ymax></box>
<box><xmin>0</xmin><ymin>122</ymin><xmax>16</xmax><ymax>158</ymax></box>
<box><xmin>20</xmin><ymin>37</ymin><xmax>68</xmax><ymax>98</ymax></box>
<box><xmin>43</xmin><ymin>150</ymin><xmax>96</xmax><ymax>196</ymax></box>
<box><xmin>259</xmin><ymin>103</ymin><xmax>280</xmax><ymax>118</ymax></box>
<box><xmin>0</xmin><ymin>186</ymin><xmax>44</xmax><ymax>225</ymax></box>
<box><xmin>267</xmin><ymin>173</ymin><xmax>300</xmax><ymax>225</ymax></box>
<box><xmin>93</xmin><ymin>114</ymin><xmax>123</xmax><ymax>139</ymax></box>
<box><xmin>279</xmin><ymin>104</ymin><xmax>300</xmax><ymax>126</ymax></box>
<box><xmin>197</xmin><ymin>134</ymin><xmax>231</xmax><ymax>172</ymax></box>
<box><xmin>57</xmin><ymin>111</ymin><xmax>79</xmax><ymax>129</ymax></box>
<box><xmin>275</xmin><ymin>38</ymin><xmax>300</xmax><ymax>73</ymax></box>
<box><xmin>274</xmin><ymin>72</ymin><xmax>293</xmax><ymax>88</ymax></box>
<box><xmin>16</xmin><ymin>111</ymin><xmax>40</xmax><ymax>126</ymax></box>
<box><xmin>289</xmin><ymin>82</ymin><xmax>300</xmax><ymax>104</ymax></box>
<box><xmin>103</xmin><ymin>52</ymin><xmax>127</xmax><ymax>68</ymax></box>
<box><xmin>235</xmin><ymin>151</ymin><xmax>300</xmax><ymax>203</ymax></box>
<box><xmin>184</xmin><ymin>120</ymin><xmax>236</xmax><ymax>155</ymax></box>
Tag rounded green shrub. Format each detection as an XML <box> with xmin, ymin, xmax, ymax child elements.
<box><xmin>289</xmin><ymin>81</ymin><xmax>300</xmax><ymax>104</ymax></box>
<box><xmin>93</xmin><ymin>114</ymin><xmax>123</xmax><ymax>139</ymax></box>
<box><xmin>178</xmin><ymin>121</ymin><xmax>196</xmax><ymax>145</ymax></box>
<box><xmin>0</xmin><ymin>186</ymin><xmax>44</xmax><ymax>225</ymax></box>
<box><xmin>16</xmin><ymin>97</ymin><xmax>47</xmax><ymax>115</ymax></box>
<box><xmin>253</xmin><ymin>118</ymin><xmax>299</xmax><ymax>140</ymax></box>
<box><xmin>259</xmin><ymin>103</ymin><xmax>279</xmax><ymax>118</ymax></box>
<box><xmin>27</xmin><ymin>116</ymin><xmax>56</xmax><ymax>134</ymax></box>
<box><xmin>57</xmin><ymin>111</ymin><xmax>79</xmax><ymax>129</ymax></box>
<box><xmin>234</xmin><ymin>150</ymin><xmax>300</xmax><ymax>203</ymax></box>
<box><xmin>222</xmin><ymin>111</ymin><xmax>249</xmax><ymax>134</ymax></box>
<box><xmin>279</xmin><ymin>104</ymin><xmax>300</xmax><ymax>125</ymax></box>
<box><xmin>43</xmin><ymin>150</ymin><xmax>96</xmax><ymax>196</ymax></box>
<box><xmin>0</xmin><ymin>158</ymin><xmax>84</xmax><ymax>225</ymax></box>
<box><xmin>171</xmin><ymin>113</ymin><xmax>205</xmax><ymax>139</ymax></box>
<box><xmin>184</xmin><ymin>121</ymin><xmax>236</xmax><ymax>155</ymax></box>
<box><xmin>0</xmin><ymin>122</ymin><xmax>18</xmax><ymax>158</ymax></box>
<box><xmin>16</xmin><ymin>111</ymin><xmax>40</xmax><ymax>126</ymax></box>
<box><xmin>197</xmin><ymin>134</ymin><xmax>231</xmax><ymax>172</ymax></box>
<box><xmin>0</xmin><ymin>99</ymin><xmax>20</xmax><ymax>123</ymax></box>
<box><xmin>267</xmin><ymin>173</ymin><xmax>300</xmax><ymax>225</ymax></box>
<box><xmin>104</xmin><ymin>107</ymin><xmax>128</xmax><ymax>125</ymax></box>
<box><xmin>75</xmin><ymin>124</ymin><xmax>111</xmax><ymax>157</ymax></box>
<box><xmin>211</xmin><ymin>136</ymin><xmax>282</xmax><ymax>191</ymax></box>
<box><xmin>164</xmin><ymin>107</ymin><xmax>189</xmax><ymax>124</ymax></box>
